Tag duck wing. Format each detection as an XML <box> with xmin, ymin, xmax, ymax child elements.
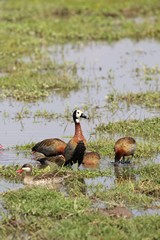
<box><xmin>32</xmin><ymin>138</ymin><xmax>66</xmax><ymax>157</ymax></box>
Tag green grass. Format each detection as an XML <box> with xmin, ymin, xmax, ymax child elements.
<box><xmin>0</xmin><ymin>60</ymin><xmax>81</xmax><ymax>101</ymax></box>
<box><xmin>13</xmin><ymin>133</ymin><xmax>160</xmax><ymax>161</ymax></box>
<box><xmin>96</xmin><ymin>117</ymin><xmax>160</xmax><ymax>140</ymax></box>
<box><xmin>0</xmin><ymin>174</ymin><xmax>160</xmax><ymax>239</ymax></box>
<box><xmin>3</xmin><ymin>187</ymin><xmax>90</xmax><ymax>217</ymax></box>
<box><xmin>1</xmin><ymin>209</ymin><xmax>160</xmax><ymax>240</ymax></box>
<box><xmin>0</xmin><ymin>161</ymin><xmax>159</xmax><ymax>239</ymax></box>
<box><xmin>135</xmin><ymin>65</ymin><xmax>160</xmax><ymax>81</ymax></box>
<box><xmin>1</xmin><ymin>0</ymin><xmax>160</xmax><ymax>101</ymax></box>
<box><xmin>89</xmin><ymin>139</ymin><xmax>160</xmax><ymax>161</ymax></box>
<box><xmin>87</xmin><ymin>117</ymin><xmax>160</xmax><ymax>162</ymax></box>
<box><xmin>108</xmin><ymin>91</ymin><xmax>160</xmax><ymax>109</ymax></box>
<box><xmin>0</xmin><ymin>1</ymin><xmax>160</xmax><ymax>238</ymax></box>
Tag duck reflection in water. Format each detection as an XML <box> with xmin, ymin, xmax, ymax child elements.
<box><xmin>114</xmin><ymin>164</ymin><xmax>136</xmax><ymax>184</ymax></box>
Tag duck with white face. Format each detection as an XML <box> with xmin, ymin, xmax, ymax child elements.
<box><xmin>64</xmin><ymin>109</ymin><xmax>88</xmax><ymax>167</ymax></box>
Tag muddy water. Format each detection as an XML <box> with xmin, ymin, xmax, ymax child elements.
<box><xmin>0</xmin><ymin>39</ymin><xmax>160</xmax><ymax>213</ymax></box>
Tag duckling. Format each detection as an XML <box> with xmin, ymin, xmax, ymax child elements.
<box><xmin>16</xmin><ymin>164</ymin><xmax>69</xmax><ymax>186</ymax></box>
<box><xmin>64</xmin><ymin>109</ymin><xmax>88</xmax><ymax>167</ymax></box>
<box><xmin>114</xmin><ymin>137</ymin><xmax>136</xmax><ymax>164</ymax></box>
<box><xmin>82</xmin><ymin>151</ymin><xmax>101</xmax><ymax>168</ymax></box>
<box><xmin>32</xmin><ymin>138</ymin><xmax>66</xmax><ymax>157</ymax></box>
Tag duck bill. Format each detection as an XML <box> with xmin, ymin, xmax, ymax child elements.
<box><xmin>16</xmin><ymin>169</ymin><xmax>23</xmax><ymax>173</ymax></box>
<box><xmin>80</xmin><ymin>113</ymin><xmax>88</xmax><ymax>119</ymax></box>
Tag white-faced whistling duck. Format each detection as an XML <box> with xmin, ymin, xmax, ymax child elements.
<box><xmin>37</xmin><ymin>151</ymin><xmax>101</xmax><ymax>169</ymax></box>
<box><xmin>32</xmin><ymin>138</ymin><xmax>67</xmax><ymax>157</ymax></box>
<box><xmin>37</xmin><ymin>155</ymin><xmax>65</xmax><ymax>167</ymax></box>
<box><xmin>64</xmin><ymin>109</ymin><xmax>88</xmax><ymax>167</ymax></box>
<box><xmin>16</xmin><ymin>164</ymin><xmax>69</xmax><ymax>186</ymax></box>
<box><xmin>82</xmin><ymin>151</ymin><xmax>101</xmax><ymax>168</ymax></box>
<box><xmin>114</xmin><ymin>137</ymin><xmax>136</xmax><ymax>164</ymax></box>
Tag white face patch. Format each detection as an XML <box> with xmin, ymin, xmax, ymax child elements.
<box><xmin>76</xmin><ymin>110</ymin><xmax>83</xmax><ymax>119</ymax></box>
<box><xmin>22</xmin><ymin>167</ymin><xmax>31</xmax><ymax>172</ymax></box>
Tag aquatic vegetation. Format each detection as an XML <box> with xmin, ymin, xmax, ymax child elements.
<box><xmin>0</xmin><ymin>1</ymin><xmax>160</xmax><ymax>238</ymax></box>
<box><xmin>0</xmin><ymin>163</ymin><xmax>159</xmax><ymax>239</ymax></box>
<box><xmin>0</xmin><ymin>147</ymin><xmax>159</xmax><ymax>239</ymax></box>
<box><xmin>135</xmin><ymin>65</ymin><xmax>160</xmax><ymax>81</ymax></box>
<box><xmin>108</xmin><ymin>91</ymin><xmax>160</xmax><ymax>109</ymax></box>
<box><xmin>14</xmin><ymin>143</ymin><xmax>35</xmax><ymax>151</ymax></box>
<box><xmin>0</xmin><ymin>164</ymin><xmax>56</xmax><ymax>179</ymax></box>
<box><xmin>15</xmin><ymin>107</ymin><xmax>31</xmax><ymax>120</ymax></box>
<box><xmin>0</xmin><ymin>0</ymin><xmax>160</xmax><ymax>102</ymax></box>
<box><xmin>135</xmin><ymin>164</ymin><xmax>160</xmax><ymax>183</ymax></box>
<box><xmin>0</xmin><ymin>60</ymin><xmax>81</xmax><ymax>101</ymax></box>
<box><xmin>34</xmin><ymin>110</ymin><xmax>60</xmax><ymax>120</ymax></box>
<box><xmin>96</xmin><ymin>117</ymin><xmax>160</xmax><ymax>140</ymax></box>
<box><xmin>14</xmin><ymin>136</ymin><xmax>160</xmax><ymax>161</ymax></box>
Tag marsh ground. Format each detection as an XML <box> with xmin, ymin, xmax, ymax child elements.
<box><xmin>0</xmin><ymin>0</ymin><xmax>160</xmax><ymax>239</ymax></box>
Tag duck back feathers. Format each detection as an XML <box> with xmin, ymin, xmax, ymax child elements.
<box><xmin>32</xmin><ymin>138</ymin><xmax>66</xmax><ymax>157</ymax></box>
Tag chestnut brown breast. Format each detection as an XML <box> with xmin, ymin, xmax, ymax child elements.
<box><xmin>64</xmin><ymin>122</ymin><xmax>87</xmax><ymax>166</ymax></box>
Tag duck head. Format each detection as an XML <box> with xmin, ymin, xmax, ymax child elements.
<box><xmin>16</xmin><ymin>164</ymin><xmax>32</xmax><ymax>174</ymax></box>
<box><xmin>73</xmin><ymin>109</ymin><xmax>88</xmax><ymax>123</ymax></box>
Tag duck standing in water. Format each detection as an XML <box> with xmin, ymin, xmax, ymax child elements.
<box><xmin>32</xmin><ymin>109</ymin><xmax>100</xmax><ymax>168</ymax></box>
<box><xmin>114</xmin><ymin>137</ymin><xmax>136</xmax><ymax>164</ymax></box>
<box><xmin>16</xmin><ymin>164</ymin><xmax>69</xmax><ymax>187</ymax></box>
<box><xmin>64</xmin><ymin>109</ymin><xmax>88</xmax><ymax>167</ymax></box>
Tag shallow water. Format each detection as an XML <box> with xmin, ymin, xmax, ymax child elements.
<box><xmin>0</xmin><ymin>179</ymin><xmax>23</xmax><ymax>193</ymax></box>
<box><xmin>132</xmin><ymin>208</ymin><xmax>160</xmax><ymax>217</ymax></box>
<box><xmin>0</xmin><ymin>149</ymin><xmax>33</xmax><ymax>166</ymax></box>
<box><xmin>85</xmin><ymin>175</ymin><xmax>115</xmax><ymax>195</ymax></box>
<box><xmin>1</xmin><ymin>39</ymin><xmax>160</xmax><ymax>147</ymax></box>
<box><xmin>0</xmin><ymin>39</ymin><xmax>160</xmax><ymax>206</ymax></box>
